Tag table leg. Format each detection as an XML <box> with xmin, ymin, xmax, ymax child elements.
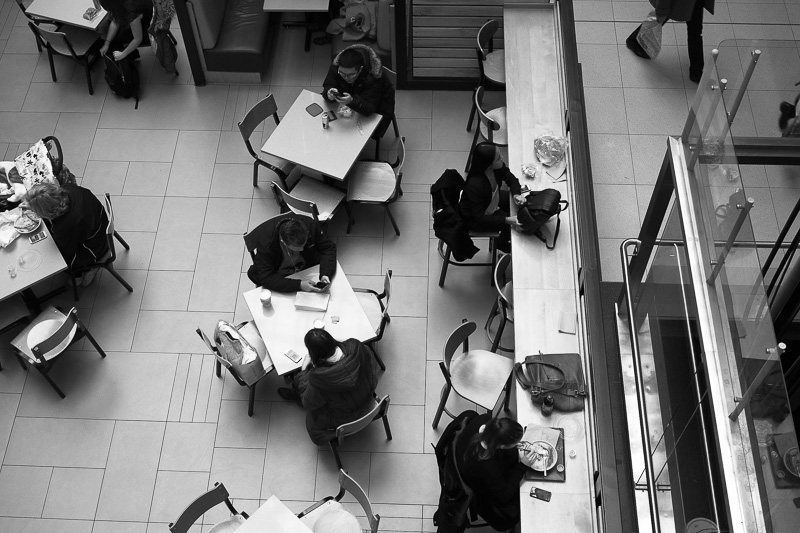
<box><xmin>282</xmin><ymin>12</ymin><xmax>315</xmax><ymax>52</ymax></box>
<box><xmin>21</xmin><ymin>285</ymin><xmax>65</xmax><ymax>314</ymax></box>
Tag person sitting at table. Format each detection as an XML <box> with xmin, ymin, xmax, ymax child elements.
<box><xmin>455</xmin><ymin>413</ymin><xmax>536</xmax><ymax>531</ymax></box>
<box><xmin>96</xmin><ymin>0</ymin><xmax>153</xmax><ymax>61</ymax></box>
<box><xmin>322</xmin><ymin>44</ymin><xmax>395</xmax><ymax>140</ymax></box>
<box><xmin>459</xmin><ymin>143</ymin><xmax>526</xmax><ymax>254</ymax></box>
<box><xmin>246</xmin><ymin>215</ymin><xmax>337</xmax><ymax>293</ymax></box>
<box><xmin>24</xmin><ymin>182</ymin><xmax>109</xmax><ymax>286</ymax></box>
<box><xmin>277</xmin><ymin>328</ymin><xmax>380</xmax><ymax>446</ymax></box>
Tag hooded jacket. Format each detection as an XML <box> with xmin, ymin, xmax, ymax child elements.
<box><xmin>47</xmin><ymin>183</ymin><xmax>109</xmax><ymax>269</ymax></box>
<box><xmin>321</xmin><ymin>44</ymin><xmax>395</xmax><ymax>120</ymax></box>
<box><xmin>301</xmin><ymin>338</ymin><xmax>380</xmax><ymax>445</ymax></box>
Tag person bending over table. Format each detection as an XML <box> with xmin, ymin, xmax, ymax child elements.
<box><xmin>455</xmin><ymin>414</ymin><xmax>537</xmax><ymax>531</ymax></box>
<box><xmin>322</xmin><ymin>44</ymin><xmax>395</xmax><ymax>141</ymax></box>
<box><xmin>459</xmin><ymin>143</ymin><xmax>526</xmax><ymax>254</ymax></box>
<box><xmin>246</xmin><ymin>215</ymin><xmax>337</xmax><ymax>293</ymax></box>
<box><xmin>278</xmin><ymin>328</ymin><xmax>380</xmax><ymax>446</ymax></box>
<box><xmin>24</xmin><ymin>182</ymin><xmax>109</xmax><ymax>286</ymax></box>
<box><xmin>96</xmin><ymin>0</ymin><xmax>153</xmax><ymax>60</ymax></box>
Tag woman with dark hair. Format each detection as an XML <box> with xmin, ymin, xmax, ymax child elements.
<box><xmin>459</xmin><ymin>143</ymin><xmax>526</xmax><ymax>253</ymax></box>
<box><xmin>96</xmin><ymin>0</ymin><xmax>153</xmax><ymax>61</ymax></box>
<box><xmin>455</xmin><ymin>414</ymin><xmax>535</xmax><ymax>531</ymax></box>
<box><xmin>278</xmin><ymin>328</ymin><xmax>381</xmax><ymax>446</ymax></box>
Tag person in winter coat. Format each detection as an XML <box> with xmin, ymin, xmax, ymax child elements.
<box><xmin>322</xmin><ymin>44</ymin><xmax>395</xmax><ymax>140</ymax></box>
<box><xmin>24</xmin><ymin>182</ymin><xmax>109</xmax><ymax>286</ymax></box>
<box><xmin>626</xmin><ymin>0</ymin><xmax>714</xmax><ymax>83</ymax></box>
<box><xmin>278</xmin><ymin>328</ymin><xmax>381</xmax><ymax>446</ymax></box>
<box><xmin>458</xmin><ymin>143</ymin><xmax>526</xmax><ymax>253</ymax></box>
<box><xmin>246</xmin><ymin>215</ymin><xmax>337</xmax><ymax>293</ymax></box>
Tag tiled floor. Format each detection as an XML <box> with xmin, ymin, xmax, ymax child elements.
<box><xmin>0</xmin><ymin>1</ymin><xmax>797</xmax><ymax>531</ymax></box>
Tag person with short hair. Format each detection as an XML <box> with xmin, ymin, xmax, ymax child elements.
<box><xmin>24</xmin><ymin>182</ymin><xmax>109</xmax><ymax>286</ymax></box>
<box><xmin>278</xmin><ymin>328</ymin><xmax>381</xmax><ymax>446</ymax></box>
<box><xmin>246</xmin><ymin>215</ymin><xmax>337</xmax><ymax>293</ymax></box>
<box><xmin>322</xmin><ymin>45</ymin><xmax>395</xmax><ymax>139</ymax></box>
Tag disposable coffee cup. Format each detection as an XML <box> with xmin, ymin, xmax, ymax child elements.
<box><xmin>313</xmin><ymin>319</ymin><xmax>325</xmax><ymax>329</ymax></box>
<box><xmin>259</xmin><ymin>289</ymin><xmax>272</xmax><ymax>308</ymax></box>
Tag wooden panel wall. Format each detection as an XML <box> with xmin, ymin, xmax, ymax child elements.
<box><xmin>411</xmin><ymin>0</ymin><xmax>504</xmax><ymax>79</ymax></box>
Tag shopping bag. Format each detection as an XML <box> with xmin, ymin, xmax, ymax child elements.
<box><xmin>636</xmin><ymin>11</ymin><xmax>662</xmax><ymax>59</ymax></box>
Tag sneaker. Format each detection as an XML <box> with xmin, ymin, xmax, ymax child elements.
<box><xmin>81</xmin><ymin>268</ymin><xmax>99</xmax><ymax>287</ymax></box>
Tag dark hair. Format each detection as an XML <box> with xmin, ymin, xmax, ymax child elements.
<box><xmin>279</xmin><ymin>219</ymin><xmax>309</xmax><ymax>248</ymax></box>
<box><xmin>467</xmin><ymin>417</ymin><xmax>523</xmax><ymax>461</ymax></box>
<box><xmin>466</xmin><ymin>142</ymin><xmax>498</xmax><ymax>176</ymax></box>
<box><xmin>338</xmin><ymin>49</ymin><xmax>365</xmax><ymax>70</ymax></box>
<box><xmin>304</xmin><ymin>328</ymin><xmax>343</xmax><ymax>366</ymax></box>
<box><xmin>98</xmin><ymin>0</ymin><xmax>125</xmax><ymax>23</ymax></box>
<box><xmin>779</xmin><ymin>99</ymin><xmax>798</xmax><ymax>131</ymax></box>
<box><xmin>24</xmin><ymin>182</ymin><xmax>70</xmax><ymax>220</ymax></box>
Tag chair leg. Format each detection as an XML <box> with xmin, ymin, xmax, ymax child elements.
<box><xmin>502</xmin><ymin>373</ymin><xmax>513</xmax><ymax>412</ymax></box>
<box><xmin>46</xmin><ymin>49</ymin><xmax>57</xmax><ymax>82</ymax></box>
<box><xmin>392</xmin><ymin>117</ymin><xmax>400</xmax><ymax>138</ymax></box>
<box><xmin>84</xmin><ymin>60</ymin><xmax>94</xmax><ymax>95</ymax></box>
<box><xmin>485</xmin><ymin>298</ymin><xmax>499</xmax><ymax>332</ymax></box>
<box><xmin>466</xmin><ymin>101</ymin><xmax>477</xmax><ymax>132</ymax></box>
<box><xmin>490</xmin><ymin>240</ymin><xmax>498</xmax><ymax>286</ymax></box>
<box><xmin>16</xmin><ymin>353</ymin><xmax>29</xmax><ymax>371</ymax></box>
<box><xmin>248</xmin><ymin>383</ymin><xmax>256</xmax><ymax>417</ymax></box>
<box><xmin>215</xmin><ymin>359</ymin><xmax>222</xmax><ymax>377</ymax></box>
<box><xmin>382</xmin><ymin>414</ymin><xmax>393</xmax><ymax>440</ymax></box>
<box><xmin>432</xmin><ymin>383</ymin><xmax>451</xmax><ymax>429</ymax></box>
<box><xmin>465</xmin><ymin>124</ymin><xmax>482</xmax><ymax>172</ymax></box>
<box><xmin>329</xmin><ymin>441</ymin><xmax>344</xmax><ymax>470</ymax></box>
<box><xmin>114</xmin><ymin>231</ymin><xmax>130</xmax><ymax>250</ymax></box>
<box><xmin>38</xmin><ymin>366</ymin><xmax>66</xmax><ymax>399</ymax></box>
<box><xmin>344</xmin><ymin>201</ymin><xmax>354</xmax><ymax>233</ymax></box>
<box><xmin>71</xmin><ymin>274</ymin><xmax>80</xmax><ymax>301</ymax></box>
<box><xmin>82</xmin><ymin>327</ymin><xmax>107</xmax><ymax>358</ymax></box>
<box><xmin>105</xmin><ymin>264</ymin><xmax>133</xmax><ymax>292</ymax></box>
<box><xmin>374</xmin><ymin>137</ymin><xmax>380</xmax><ymax>160</ymax></box>
<box><xmin>372</xmin><ymin>348</ymin><xmax>386</xmax><ymax>371</ymax></box>
<box><xmin>253</xmin><ymin>161</ymin><xmax>259</xmax><ymax>187</ymax></box>
<box><xmin>385</xmin><ymin>206</ymin><xmax>400</xmax><ymax>236</ymax></box>
<box><xmin>491</xmin><ymin>316</ymin><xmax>506</xmax><ymax>354</ymax></box>
<box><xmin>438</xmin><ymin>243</ymin><xmax>452</xmax><ymax>287</ymax></box>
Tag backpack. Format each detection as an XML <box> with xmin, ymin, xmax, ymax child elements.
<box><xmin>103</xmin><ymin>53</ymin><xmax>140</xmax><ymax>109</ymax></box>
<box><xmin>516</xmin><ymin>188</ymin><xmax>569</xmax><ymax>250</ymax></box>
<box><xmin>432</xmin><ymin>410</ymin><xmax>479</xmax><ymax>533</ymax></box>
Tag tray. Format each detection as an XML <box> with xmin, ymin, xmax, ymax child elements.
<box><xmin>524</xmin><ymin>427</ymin><xmax>565</xmax><ymax>482</ymax></box>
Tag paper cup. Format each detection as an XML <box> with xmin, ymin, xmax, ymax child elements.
<box><xmin>259</xmin><ymin>289</ymin><xmax>272</xmax><ymax>308</ymax></box>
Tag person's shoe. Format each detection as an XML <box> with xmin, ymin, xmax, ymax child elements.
<box><xmin>81</xmin><ymin>268</ymin><xmax>99</xmax><ymax>287</ymax></box>
<box><xmin>277</xmin><ymin>387</ymin><xmax>302</xmax><ymax>406</ymax></box>
<box><xmin>689</xmin><ymin>69</ymin><xmax>702</xmax><ymax>84</ymax></box>
<box><xmin>313</xmin><ymin>34</ymin><xmax>333</xmax><ymax>46</ymax></box>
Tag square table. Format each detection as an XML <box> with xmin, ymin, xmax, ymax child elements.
<box><xmin>236</xmin><ymin>495</ymin><xmax>314</xmax><ymax>533</ymax></box>
<box><xmin>263</xmin><ymin>0</ymin><xmax>328</xmax><ymax>52</ymax></box>
<box><xmin>261</xmin><ymin>90</ymin><xmax>381</xmax><ymax>181</ymax></box>
<box><xmin>26</xmin><ymin>0</ymin><xmax>108</xmax><ymax>31</ymax></box>
<box><xmin>243</xmin><ymin>262</ymin><xmax>375</xmax><ymax>375</ymax></box>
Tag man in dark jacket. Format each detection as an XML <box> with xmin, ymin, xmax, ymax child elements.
<box><xmin>246</xmin><ymin>215</ymin><xmax>337</xmax><ymax>293</ymax></box>
<box><xmin>322</xmin><ymin>44</ymin><xmax>395</xmax><ymax>139</ymax></box>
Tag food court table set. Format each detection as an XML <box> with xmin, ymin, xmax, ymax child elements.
<box><xmin>504</xmin><ymin>1</ymin><xmax>596</xmax><ymax>531</ymax></box>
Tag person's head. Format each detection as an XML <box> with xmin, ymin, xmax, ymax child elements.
<box><xmin>278</xmin><ymin>218</ymin><xmax>309</xmax><ymax>252</ymax></box>
<box><xmin>469</xmin><ymin>416</ymin><xmax>524</xmax><ymax>460</ymax></box>
<box><xmin>466</xmin><ymin>142</ymin><xmax>502</xmax><ymax>176</ymax></box>
<box><xmin>779</xmin><ymin>97</ymin><xmax>799</xmax><ymax>132</ymax></box>
<box><xmin>337</xmin><ymin>49</ymin><xmax>365</xmax><ymax>83</ymax></box>
<box><xmin>24</xmin><ymin>182</ymin><xmax>69</xmax><ymax>220</ymax></box>
<box><xmin>304</xmin><ymin>328</ymin><xmax>341</xmax><ymax>365</ymax></box>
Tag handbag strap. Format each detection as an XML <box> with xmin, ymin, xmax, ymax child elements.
<box><xmin>518</xmin><ymin>357</ymin><xmax>587</xmax><ymax>397</ymax></box>
<box><xmin>534</xmin><ymin>200</ymin><xmax>569</xmax><ymax>250</ymax></box>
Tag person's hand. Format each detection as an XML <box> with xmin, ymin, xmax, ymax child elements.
<box><xmin>112</xmin><ymin>50</ymin><xmax>124</xmax><ymax>61</ymax></box>
<box><xmin>506</xmin><ymin>216</ymin><xmax>521</xmax><ymax>229</ymax></box>
<box><xmin>513</xmin><ymin>194</ymin><xmax>526</xmax><ymax>206</ymax></box>
<box><xmin>518</xmin><ymin>446</ymin><xmax>537</xmax><ymax>468</ymax></box>
<box><xmin>100</xmin><ymin>42</ymin><xmax>110</xmax><ymax>56</ymax></box>
<box><xmin>327</xmin><ymin>88</ymin><xmax>339</xmax><ymax>100</ymax></box>
<box><xmin>300</xmin><ymin>353</ymin><xmax>312</xmax><ymax>371</ymax></box>
<box><xmin>300</xmin><ymin>279</ymin><xmax>317</xmax><ymax>292</ymax></box>
<box><xmin>319</xmin><ymin>275</ymin><xmax>331</xmax><ymax>286</ymax></box>
<box><xmin>335</xmin><ymin>92</ymin><xmax>353</xmax><ymax>105</ymax></box>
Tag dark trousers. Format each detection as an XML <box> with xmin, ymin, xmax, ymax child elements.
<box><xmin>466</xmin><ymin>190</ymin><xmax>511</xmax><ymax>253</ymax></box>
<box><xmin>686</xmin><ymin>0</ymin><xmax>706</xmax><ymax>76</ymax></box>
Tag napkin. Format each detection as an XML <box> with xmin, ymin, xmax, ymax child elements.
<box><xmin>522</xmin><ymin>425</ymin><xmax>561</xmax><ymax>449</ymax></box>
<box><xmin>0</xmin><ymin>211</ymin><xmax>20</xmax><ymax>248</ymax></box>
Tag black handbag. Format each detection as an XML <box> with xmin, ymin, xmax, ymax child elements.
<box><xmin>513</xmin><ymin>352</ymin><xmax>587</xmax><ymax>414</ymax></box>
<box><xmin>516</xmin><ymin>189</ymin><xmax>569</xmax><ymax>250</ymax></box>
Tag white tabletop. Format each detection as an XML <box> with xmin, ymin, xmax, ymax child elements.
<box><xmin>261</xmin><ymin>90</ymin><xmax>381</xmax><ymax>181</ymax></box>
<box><xmin>263</xmin><ymin>0</ymin><xmax>328</xmax><ymax>12</ymax></box>
<box><xmin>504</xmin><ymin>2</ymin><xmax>596</xmax><ymax>532</ymax></box>
<box><xmin>0</xmin><ymin>220</ymin><xmax>66</xmax><ymax>304</ymax></box>
<box><xmin>244</xmin><ymin>262</ymin><xmax>376</xmax><ymax>375</ymax></box>
<box><xmin>236</xmin><ymin>495</ymin><xmax>314</xmax><ymax>533</ymax></box>
<box><xmin>26</xmin><ymin>0</ymin><xmax>107</xmax><ymax>31</ymax></box>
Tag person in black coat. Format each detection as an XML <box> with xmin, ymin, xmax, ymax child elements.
<box><xmin>246</xmin><ymin>215</ymin><xmax>337</xmax><ymax>293</ymax></box>
<box><xmin>459</xmin><ymin>143</ymin><xmax>526</xmax><ymax>253</ymax></box>
<box><xmin>24</xmin><ymin>181</ymin><xmax>109</xmax><ymax>286</ymax></box>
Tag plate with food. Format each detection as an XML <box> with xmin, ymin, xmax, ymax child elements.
<box><xmin>784</xmin><ymin>447</ymin><xmax>800</xmax><ymax>478</ymax></box>
<box><xmin>14</xmin><ymin>211</ymin><xmax>41</xmax><ymax>234</ymax></box>
<box><xmin>520</xmin><ymin>440</ymin><xmax>558</xmax><ymax>472</ymax></box>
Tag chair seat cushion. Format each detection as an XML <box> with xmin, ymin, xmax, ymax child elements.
<box><xmin>502</xmin><ymin>281</ymin><xmax>514</xmax><ymax>322</ymax></box>
<box><xmin>290</xmin><ymin>178</ymin><xmax>345</xmax><ymax>222</ymax></box>
<box><xmin>301</xmin><ymin>500</ymin><xmax>361</xmax><ymax>533</ymax></box>
<box><xmin>346</xmin><ymin>162</ymin><xmax>396</xmax><ymax>202</ymax></box>
<box><xmin>10</xmin><ymin>306</ymin><xmax>76</xmax><ymax>363</ymax></box>
<box><xmin>450</xmin><ymin>349</ymin><xmax>514</xmax><ymax>410</ymax></box>
<box><xmin>237</xmin><ymin>320</ymin><xmax>274</xmax><ymax>374</ymax></box>
<box><xmin>484</xmin><ymin>50</ymin><xmax>506</xmax><ymax>84</ymax></box>
<box><xmin>208</xmin><ymin>513</ymin><xmax>246</xmax><ymax>532</ymax></box>
<box><xmin>355</xmin><ymin>291</ymin><xmax>383</xmax><ymax>335</ymax></box>
<box><xmin>479</xmin><ymin>106</ymin><xmax>508</xmax><ymax>145</ymax></box>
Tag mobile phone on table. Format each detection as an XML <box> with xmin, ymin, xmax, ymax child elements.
<box><xmin>530</xmin><ymin>487</ymin><xmax>551</xmax><ymax>502</ymax></box>
<box><xmin>285</xmin><ymin>350</ymin><xmax>302</xmax><ymax>363</ymax></box>
<box><xmin>29</xmin><ymin>231</ymin><xmax>47</xmax><ymax>244</ymax></box>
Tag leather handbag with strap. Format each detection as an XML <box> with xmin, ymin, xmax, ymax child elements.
<box><xmin>513</xmin><ymin>352</ymin><xmax>587</xmax><ymax>413</ymax></box>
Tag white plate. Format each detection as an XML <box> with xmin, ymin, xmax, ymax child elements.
<box><xmin>26</xmin><ymin>318</ymin><xmax>77</xmax><ymax>361</ymax></box>
<box><xmin>523</xmin><ymin>440</ymin><xmax>558</xmax><ymax>472</ymax></box>
<box><xmin>15</xmin><ymin>215</ymin><xmax>41</xmax><ymax>234</ymax></box>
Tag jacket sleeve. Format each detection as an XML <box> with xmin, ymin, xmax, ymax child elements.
<box><xmin>302</xmin><ymin>375</ymin><xmax>326</xmax><ymax>412</ymax></box>
<box><xmin>322</xmin><ymin>65</ymin><xmax>340</xmax><ymax>102</ymax></box>
<box><xmin>251</xmin><ymin>248</ymin><xmax>303</xmax><ymax>293</ymax></box>
<box><xmin>459</xmin><ymin>175</ymin><xmax>508</xmax><ymax>229</ymax></box>
<box><xmin>496</xmin><ymin>165</ymin><xmax>522</xmax><ymax>195</ymax></box>
<box><xmin>309</xmin><ymin>221</ymin><xmax>337</xmax><ymax>279</ymax></box>
<box><xmin>347</xmin><ymin>77</ymin><xmax>382</xmax><ymax>116</ymax></box>
<box><xmin>50</xmin><ymin>220</ymin><xmax>79</xmax><ymax>268</ymax></box>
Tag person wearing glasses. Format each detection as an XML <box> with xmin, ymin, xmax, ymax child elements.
<box><xmin>246</xmin><ymin>215</ymin><xmax>337</xmax><ymax>293</ymax></box>
<box><xmin>322</xmin><ymin>45</ymin><xmax>395</xmax><ymax>139</ymax></box>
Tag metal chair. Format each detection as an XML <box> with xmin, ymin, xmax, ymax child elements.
<box><xmin>238</xmin><ymin>94</ymin><xmax>296</xmax><ymax>187</ymax></box>
<box><xmin>346</xmin><ymin>137</ymin><xmax>405</xmax><ymax>235</ymax></box>
<box><xmin>466</xmin><ymin>87</ymin><xmax>507</xmax><ymax>171</ymax></box>
<box><xmin>196</xmin><ymin>324</ymin><xmax>272</xmax><ymax>417</ymax></box>
<box><xmin>372</xmin><ymin>66</ymin><xmax>401</xmax><ymax>160</ymax></box>
<box><xmin>168</xmin><ymin>482</ymin><xmax>248</xmax><ymax>533</ymax></box>
<box><xmin>15</xmin><ymin>0</ymin><xmax>59</xmax><ymax>53</ymax></box>
<box><xmin>354</xmin><ymin>270</ymin><xmax>393</xmax><ymax>371</ymax></box>
<box><xmin>68</xmin><ymin>193</ymin><xmax>132</xmax><ymax>301</ymax></box>
<box><xmin>298</xmin><ymin>469</ymin><xmax>380</xmax><ymax>533</ymax></box>
<box><xmin>485</xmin><ymin>253</ymin><xmax>514</xmax><ymax>353</ymax></box>
<box><xmin>329</xmin><ymin>394</ymin><xmax>392</xmax><ymax>470</ymax></box>
<box><xmin>467</xmin><ymin>20</ymin><xmax>506</xmax><ymax>132</ymax></box>
<box><xmin>27</xmin><ymin>22</ymin><xmax>102</xmax><ymax>95</ymax></box>
<box><xmin>269</xmin><ymin>179</ymin><xmax>351</xmax><ymax>231</ymax></box>
<box><xmin>437</xmin><ymin>230</ymin><xmax>501</xmax><ymax>288</ymax></box>
<box><xmin>10</xmin><ymin>306</ymin><xmax>106</xmax><ymax>398</ymax></box>
<box><xmin>432</xmin><ymin>320</ymin><xmax>513</xmax><ymax>429</ymax></box>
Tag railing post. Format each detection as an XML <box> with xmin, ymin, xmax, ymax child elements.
<box><xmin>707</xmin><ymin>193</ymin><xmax>754</xmax><ymax>284</ymax></box>
<box><xmin>729</xmin><ymin>343</ymin><xmax>786</xmax><ymax>420</ymax></box>
<box><xmin>727</xmin><ymin>50</ymin><xmax>761</xmax><ymax>125</ymax></box>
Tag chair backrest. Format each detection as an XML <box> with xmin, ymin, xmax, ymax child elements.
<box><xmin>243</xmin><ymin>212</ymin><xmax>297</xmax><ymax>262</ymax></box>
<box><xmin>381</xmin><ymin>66</ymin><xmax>397</xmax><ymax>88</ymax></box>
<box><xmin>101</xmin><ymin>193</ymin><xmax>119</xmax><ymax>262</ymax></box>
<box><xmin>474</xmin><ymin>87</ymin><xmax>499</xmax><ymax>141</ymax></box>
<box><xmin>269</xmin><ymin>180</ymin><xmax>321</xmax><ymax>223</ymax></box>
<box><xmin>238</xmin><ymin>94</ymin><xmax>280</xmax><ymax>154</ymax></box>
<box><xmin>168</xmin><ymin>482</ymin><xmax>240</xmax><ymax>533</ymax></box>
<box><xmin>374</xmin><ymin>270</ymin><xmax>392</xmax><ymax>337</ymax></box>
<box><xmin>30</xmin><ymin>307</ymin><xmax>80</xmax><ymax>363</ymax></box>
<box><xmin>42</xmin><ymin>135</ymin><xmax>63</xmax><ymax>177</ymax></box>
<box><xmin>477</xmin><ymin>20</ymin><xmax>499</xmax><ymax>59</ymax></box>
<box><xmin>338</xmin><ymin>469</ymin><xmax>381</xmax><ymax>533</ymax></box>
<box><xmin>335</xmin><ymin>394</ymin><xmax>390</xmax><ymax>445</ymax></box>
<box><xmin>442</xmin><ymin>320</ymin><xmax>477</xmax><ymax>370</ymax></box>
<box><xmin>27</xmin><ymin>22</ymin><xmax>77</xmax><ymax>59</ymax></box>
<box><xmin>392</xmin><ymin>136</ymin><xmax>406</xmax><ymax>178</ymax></box>
<box><xmin>493</xmin><ymin>252</ymin><xmax>512</xmax><ymax>307</ymax></box>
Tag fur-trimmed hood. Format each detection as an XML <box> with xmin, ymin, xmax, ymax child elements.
<box><xmin>332</xmin><ymin>44</ymin><xmax>383</xmax><ymax>78</ymax></box>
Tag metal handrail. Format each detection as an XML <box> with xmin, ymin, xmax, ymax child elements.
<box><xmin>619</xmin><ymin>238</ymin><xmax>661</xmax><ymax>533</ymax></box>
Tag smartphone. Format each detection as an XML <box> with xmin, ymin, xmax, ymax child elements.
<box><xmin>313</xmin><ymin>280</ymin><xmax>329</xmax><ymax>290</ymax></box>
<box><xmin>530</xmin><ymin>487</ymin><xmax>551</xmax><ymax>502</ymax></box>
<box><xmin>29</xmin><ymin>231</ymin><xmax>47</xmax><ymax>244</ymax></box>
<box><xmin>306</xmin><ymin>103</ymin><xmax>323</xmax><ymax>117</ymax></box>
<box><xmin>326</xmin><ymin>109</ymin><xmax>338</xmax><ymax>122</ymax></box>
<box><xmin>285</xmin><ymin>349</ymin><xmax>302</xmax><ymax>364</ymax></box>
